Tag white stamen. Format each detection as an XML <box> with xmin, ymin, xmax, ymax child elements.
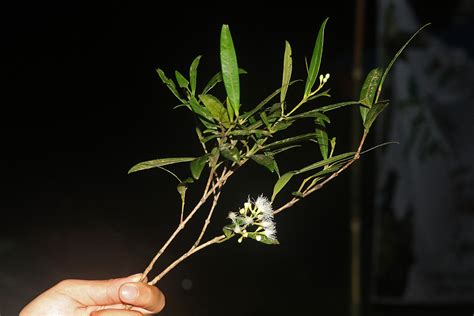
<box><xmin>255</xmin><ymin>195</ymin><xmax>273</xmax><ymax>217</ymax></box>
<box><xmin>227</xmin><ymin>212</ymin><xmax>237</xmax><ymax>221</ymax></box>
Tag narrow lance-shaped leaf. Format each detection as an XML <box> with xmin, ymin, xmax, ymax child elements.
<box><xmin>280</xmin><ymin>41</ymin><xmax>292</xmax><ymax>104</ymax></box>
<box><xmin>220</xmin><ymin>24</ymin><xmax>240</xmax><ymax>117</ymax></box>
<box><xmin>202</xmin><ymin>69</ymin><xmax>247</xmax><ymax>95</ymax></box>
<box><xmin>156</xmin><ymin>68</ymin><xmax>185</xmax><ymax>103</ymax></box>
<box><xmin>128</xmin><ymin>157</ymin><xmax>195</xmax><ymax>174</ymax></box>
<box><xmin>260</xmin><ymin>112</ymin><xmax>271</xmax><ymax>130</ymax></box>
<box><xmin>190</xmin><ymin>154</ymin><xmax>210</xmax><ymax>180</ymax></box>
<box><xmin>188</xmin><ymin>97</ymin><xmax>215</xmax><ymax>123</ymax></box>
<box><xmin>359</xmin><ymin>67</ymin><xmax>383</xmax><ymax>122</ymax></box>
<box><xmin>261</xmin><ymin>133</ymin><xmax>316</xmax><ymax>150</ymax></box>
<box><xmin>317</xmin><ymin>101</ymin><xmax>361</xmax><ymax>113</ymax></box>
<box><xmin>286</xmin><ymin>110</ymin><xmax>331</xmax><ymax>122</ymax></box>
<box><xmin>272</xmin><ymin>171</ymin><xmax>297</xmax><ymax>202</ymax></box>
<box><xmin>376</xmin><ymin>23</ymin><xmax>431</xmax><ymax>103</ymax></box>
<box><xmin>315</xmin><ymin>117</ymin><xmax>328</xmax><ymax>160</ymax></box>
<box><xmin>226</xmin><ymin>97</ymin><xmax>234</xmax><ymax>122</ymax></box>
<box><xmin>304</xmin><ymin>18</ymin><xmax>329</xmax><ymax>98</ymax></box>
<box><xmin>220</xmin><ymin>145</ymin><xmax>240</xmax><ymax>163</ymax></box>
<box><xmin>199</xmin><ymin>94</ymin><xmax>230</xmax><ymax>128</ymax></box>
<box><xmin>250</xmin><ymin>154</ymin><xmax>278</xmax><ymax>173</ymax></box>
<box><xmin>175</xmin><ymin>70</ymin><xmax>189</xmax><ymax>89</ymax></box>
<box><xmin>189</xmin><ymin>55</ymin><xmax>202</xmax><ymax>96</ymax></box>
<box><xmin>363</xmin><ymin>101</ymin><xmax>389</xmax><ymax>130</ymax></box>
<box><xmin>298</xmin><ymin>152</ymin><xmax>355</xmax><ymax>173</ymax></box>
<box><xmin>241</xmin><ymin>80</ymin><xmax>301</xmax><ymax>122</ymax></box>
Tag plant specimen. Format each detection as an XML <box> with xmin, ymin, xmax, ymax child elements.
<box><xmin>127</xmin><ymin>19</ymin><xmax>429</xmax><ymax>289</ymax></box>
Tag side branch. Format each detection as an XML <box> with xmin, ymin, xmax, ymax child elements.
<box><xmin>149</xmin><ymin>234</ymin><xmax>227</xmax><ymax>285</ymax></box>
<box><xmin>273</xmin><ymin>131</ymin><xmax>368</xmax><ymax>215</ymax></box>
<box><xmin>140</xmin><ymin>168</ymin><xmax>233</xmax><ymax>282</ymax></box>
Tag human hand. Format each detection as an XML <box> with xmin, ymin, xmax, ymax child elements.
<box><xmin>20</xmin><ymin>273</ymin><xmax>165</xmax><ymax>316</ymax></box>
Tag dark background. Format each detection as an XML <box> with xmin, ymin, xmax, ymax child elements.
<box><xmin>0</xmin><ymin>1</ymin><xmax>472</xmax><ymax>315</ymax></box>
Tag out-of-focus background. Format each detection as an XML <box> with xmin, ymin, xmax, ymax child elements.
<box><xmin>1</xmin><ymin>1</ymin><xmax>473</xmax><ymax>315</ymax></box>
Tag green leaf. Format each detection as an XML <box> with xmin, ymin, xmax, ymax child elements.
<box><xmin>307</xmin><ymin>88</ymin><xmax>331</xmax><ymax>100</ymax></box>
<box><xmin>226</xmin><ymin>97</ymin><xmax>234</xmax><ymax>122</ymax></box>
<box><xmin>376</xmin><ymin>23</ymin><xmax>431</xmax><ymax>103</ymax></box>
<box><xmin>189</xmin><ymin>55</ymin><xmax>202</xmax><ymax>96</ymax></box>
<box><xmin>223</xmin><ymin>226</ymin><xmax>234</xmax><ymax>238</ymax></box>
<box><xmin>359</xmin><ymin>67</ymin><xmax>383</xmax><ymax>122</ymax></box>
<box><xmin>202</xmin><ymin>69</ymin><xmax>247</xmax><ymax>95</ymax></box>
<box><xmin>304</xmin><ymin>18</ymin><xmax>328</xmax><ymax>98</ymax></box>
<box><xmin>128</xmin><ymin>157</ymin><xmax>195</xmax><ymax>174</ymax></box>
<box><xmin>315</xmin><ymin>118</ymin><xmax>328</xmax><ymax>160</ymax></box>
<box><xmin>250</xmin><ymin>154</ymin><xmax>278</xmax><ymax>173</ymax></box>
<box><xmin>190</xmin><ymin>154</ymin><xmax>210</xmax><ymax>180</ymax></box>
<box><xmin>209</xmin><ymin>147</ymin><xmax>220</xmax><ymax>166</ymax></box>
<box><xmin>241</xmin><ymin>80</ymin><xmax>301</xmax><ymax>122</ymax></box>
<box><xmin>262</xmin><ymin>133</ymin><xmax>316</xmax><ymax>150</ymax></box>
<box><xmin>281</xmin><ymin>41</ymin><xmax>293</xmax><ymax>104</ymax></box>
<box><xmin>363</xmin><ymin>101</ymin><xmax>389</xmax><ymax>130</ymax></box>
<box><xmin>248</xmin><ymin>232</ymin><xmax>279</xmax><ymax>245</ymax></box>
<box><xmin>229</xmin><ymin>129</ymin><xmax>271</xmax><ymax>136</ymax></box>
<box><xmin>188</xmin><ymin>97</ymin><xmax>214</xmax><ymax>121</ymax></box>
<box><xmin>270</xmin><ymin>145</ymin><xmax>301</xmax><ymax>155</ymax></box>
<box><xmin>298</xmin><ymin>152</ymin><xmax>355</xmax><ymax>173</ymax></box>
<box><xmin>272</xmin><ymin>171</ymin><xmax>297</xmax><ymax>202</ymax></box>
<box><xmin>220</xmin><ymin>145</ymin><xmax>240</xmax><ymax>163</ymax></box>
<box><xmin>156</xmin><ymin>68</ymin><xmax>184</xmax><ymax>102</ymax></box>
<box><xmin>271</xmin><ymin>120</ymin><xmax>293</xmax><ymax>132</ymax></box>
<box><xmin>177</xmin><ymin>177</ymin><xmax>194</xmax><ymax>212</ymax></box>
<box><xmin>199</xmin><ymin>94</ymin><xmax>230</xmax><ymax>128</ymax></box>
<box><xmin>260</xmin><ymin>112</ymin><xmax>271</xmax><ymax>130</ymax></box>
<box><xmin>220</xmin><ymin>24</ymin><xmax>240</xmax><ymax>117</ymax></box>
<box><xmin>201</xmin><ymin>134</ymin><xmax>220</xmax><ymax>144</ymax></box>
<box><xmin>287</xmin><ymin>110</ymin><xmax>330</xmax><ymax>123</ymax></box>
<box><xmin>317</xmin><ymin>101</ymin><xmax>361</xmax><ymax>113</ymax></box>
<box><xmin>175</xmin><ymin>70</ymin><xmax>189</xmax><ymax>89</ymax></box>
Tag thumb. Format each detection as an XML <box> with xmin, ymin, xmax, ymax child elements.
<box><xmin>56</xmin><ymin>273</ymin><xmax>143</xmax><ymax>307</ymax></box>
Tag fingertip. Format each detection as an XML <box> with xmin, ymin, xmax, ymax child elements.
<box><xmin>120</xmin><ymin>283</ymin><xmax>139</xmax><ymax>301</ymax></box>
<box><xmin>120</xmin><ymin>282</ymin><xmax>165</xmax><ymax>313</ymax></box>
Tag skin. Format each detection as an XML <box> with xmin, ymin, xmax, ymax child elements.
<box><xmin>20</xmin><ymin>274</ymin><xmax>165</xmax><ymax>316</ymax></box>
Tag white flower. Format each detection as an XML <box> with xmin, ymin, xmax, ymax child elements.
<box><xmin>227</xmin><ymin>212</ymin><xmax>238</xmax><ymax>222</ymax></box>
<box><xmin>243</xmin><ymin>216</ymin><xmax>254</xmax><ymax>225</ymax></box>
<box><xmin>255</xmin><ymin>195</ymin><xmax>273</xmax><ymax>218</ymax></box>
<box><xmin>261</xmin><ymin>219</ymin><xmax>275</xmax><ymax>229</ymax></box>
<box><xmin>263</xmin><ymin>226</ymin><xmax>277</xmax><ymax>240</ymax></box>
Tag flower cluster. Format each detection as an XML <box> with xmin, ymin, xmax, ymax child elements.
<box><xmin>223</xmin><ymin>195</ymin><xmax>278</xmax><ymax>244</ymax></box>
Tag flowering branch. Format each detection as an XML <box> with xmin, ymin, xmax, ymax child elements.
<box><xmin>126</xmin><ymin>21</ymin><xmax>428</xmax><ymax>303</ymax></box>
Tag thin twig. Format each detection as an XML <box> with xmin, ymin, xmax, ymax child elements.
<box><xmin>149</xmin><ymin>235</ymin><xmax>227</xmax><ymax>285</ymax></box>
<box><xmin>139</xmin><ymin>169</ymin><xmax>222</xmax><ymax>282</ymax></box>
<box><xmin>273</xmin><ymin>131</ymin><xmax>368</xmax><ymax>215</ymax></box>
<box><xmin>193</xmin><ymin>167</ymin><xmax>227</xmax><ymax>248</ymax></box>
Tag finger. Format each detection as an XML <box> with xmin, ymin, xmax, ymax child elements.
<box><xmin>55</xmin><ymin>273</ymin><xmax>143</xmax><ymax>307</ymax></box>
<box><xmin>119</xmin><ymin>282</ymin><xmax>165</xmax><ymax>313</ymax></box>
<box><xmin>91</xmin><ymin>309</ymin><xmax>142</xmax><ymax>316</ymax></box>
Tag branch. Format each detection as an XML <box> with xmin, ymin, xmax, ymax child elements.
<box><xmin>149</xmin><ymin>235</ymin><xmax>227</xmax><ymax>285</ymax></box>
<box><xmin>139</xmin><ymin>168</ymin><xmax>229</xmax><ymax>282</ymax></box>
<box><xmin>273</xmin><ymin>130</ymin><xmax>368</xmax><ymax>215</ymax></box>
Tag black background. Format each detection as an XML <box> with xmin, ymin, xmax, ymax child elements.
<box><xmin>1</xmin><ymin>1</ymin><xmax>472</xmax><ymax>316</ymax></box>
